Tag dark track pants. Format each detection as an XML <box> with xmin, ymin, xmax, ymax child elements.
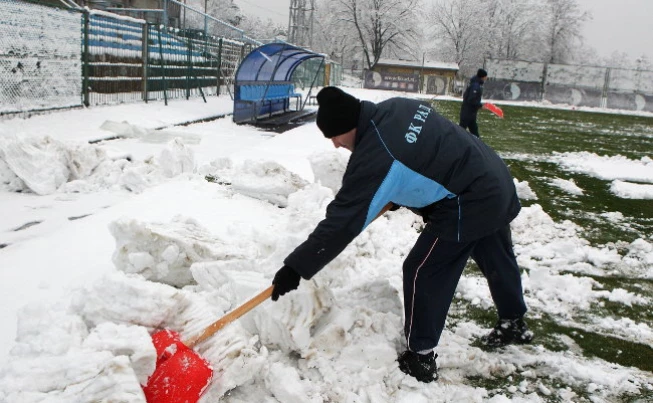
<box><xmin>402</xmin><ymin>224</ymin><xmax>527</xmax><ymax>352</ymax></box>
<box><xmin>459</xmin><ymin>118</ymin><xmax>480</xmax><ymax>137</ymax></box>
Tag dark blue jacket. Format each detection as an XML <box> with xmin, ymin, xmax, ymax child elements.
<box><xmin>285</xmin><ymin>97</ymin><xmax>520</xmax><ymax>279</ymax></box>
<box><xmin>460</xmin><ymin>75</ymin><xmax>484</xmax><ymax>120</ymax></box>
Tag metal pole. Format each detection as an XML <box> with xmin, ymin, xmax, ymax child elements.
<box><xmin>301</xmin><ymin>57</ymin><xmax>324</xmax><ymax>111</ymax></box>
<box><xmin>204</xmin><ymin>0</ymin><xmax>208</xmax><ymax>36</ymax></box>
<box><xmin>142</xmin><ymin>24</ymin><xmax>149</xmax><ymax>102</ymax></box>
<box><xmin>82</xmin><ymin>10</ymin><xmax>90</xmax><ymax>107</ymax></box>
<box><xmin>216</xmin><ymin>38</ymin><xmax>223</xmax><ymax>95</ymax></box>
<box><xmin>421</xmin><ymin>52</ymin><xmax>425</xmax><ymax>94</ymax></box>
<box><xmin>163</xmin><ymin>0</ymin><xmax>168</xmax><ymax>27</ymax></box>
<box><xmin>186</xmin><ymin>37</ymin><xmax>191</xmax><ymax>99</ymax></box>
<box><xmin>157</xmin><ymin>27</ymin><xmax>168</xmax><ymax>106</ymax></box>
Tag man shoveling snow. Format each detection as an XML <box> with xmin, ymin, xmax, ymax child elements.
<box><xmin>271</xmin><ymin>86</ymin><xmax>533</xmax><ymax>383</ymax></box>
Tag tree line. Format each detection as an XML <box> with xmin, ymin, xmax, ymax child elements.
<box><xmin>183</xmin><ymin>0</ymin><xmax>651</xmax><ymax>78</ymax></box>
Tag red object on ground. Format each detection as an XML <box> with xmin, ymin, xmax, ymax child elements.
<box><xmin>483</xmin><ymin>102</ymin><xmax>504</xmax><ymax>118</ymax></box>
<box><xmin>140</xmin><ymin>286</ymin><xmax>274</xmax><ymax>403</ymax></box>
<box><xmin>142</xmin><ymin>330</ymin><xmax>213</xmax><ymax>403</ymax></box>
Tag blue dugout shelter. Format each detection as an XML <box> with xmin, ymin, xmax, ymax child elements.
<box><xmin>233</xmin><ymin>42</ymin><xmax>325</xmax><ymax>124</ymax></box>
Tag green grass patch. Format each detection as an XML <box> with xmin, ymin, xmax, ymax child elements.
<box><xmin>431</xmin><ymin>99</ymin><xmax>653</xmax><ymax>246</ymax></box>
<box><xmin>450</xmin><ymin>300</ymin><xmax>653</xmax><ymax>373</ymax></box>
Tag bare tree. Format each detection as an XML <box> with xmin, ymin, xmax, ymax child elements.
<box><xmin>332</xmin><ymin>0</ymin><xmax>422</xmax><ymax>70</ymax></box>
<box><xmin>635</xmin><ymin>54</ymin><xmax>652</xmax><ymax>71</ymax></box>
<box><xmin>238</xmin><ymin>16</ymin><xmax>287</xmax><ymax>41</ymax></box>
<box><xmin>541</xmin><ymin>0</ymin><xmax>591</xmax><ymax>63</ymax></box>
<box><xmin>313</xmin><ymin>0</ymin><xmax>360</xmax><ymax>67</ymax></box>
<box><xmin>486</xmin><ymin>0</ymin><xmax>541</xmax><ymax>60</ymax></box>
<box><xmin>425</xmin><ymin>0</ymin><xmax>488</xmax><ymax>76</ymax></box>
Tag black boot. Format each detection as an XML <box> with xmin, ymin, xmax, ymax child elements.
<box><xmin>397</xmin><ymin>350</ymin><xmax>438</xmax><ymax>383</ymax></box>
<box><xmin>481</xmin><ymin>318</ymin><xmax>534</xmax><ymax>348</ymax></box>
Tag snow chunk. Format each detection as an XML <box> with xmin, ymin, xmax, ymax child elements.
<box><xmin>308</xmin><ymin>150</ymin><xmax>348</xmax><ymax>193</ymax></box>
<box><xmin>71</xmin><ymin>271</ymin><xmax>188</xmax><ymax>329</ymax></box>
<box><xmin>231</xmin><ymin>160</ymin><xmax>309</xmax><ymax>207</ymax></box>
<box><xmin>83</xmin><ymin>322</ymin><xmax>156</xmax><ymax>385</ymax></box>
<box><xmin>110</xmin><ymin>216</ymin><xmax>255</xmax><ymax>287</ymax></box>
<box><xmin>514</xmin><ymin>178</ymin><xmax>538</xmax><ymax>200</ymax></box>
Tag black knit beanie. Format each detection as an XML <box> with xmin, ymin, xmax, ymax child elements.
<box><xmin>477</xmin><ymin>68</ymin><xmax>488</xmax><ymax>78</ymax></box>
<box><xmin>316</xmin><ymin>87</ymin><xmax>361</xmax><ymax>138</ymax></box>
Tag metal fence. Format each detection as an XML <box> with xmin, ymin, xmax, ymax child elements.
<box><xmin>1</xmin><ymin>0</ymin><xmax>341</xmax><ymax>117</ymax></box>
<box><xmin>0</xmin><ymin>0</ymin><xmax>83</xmax><ymax>114</ymax></box>
<box><xmin>0</xmin><ymin>0</ymin><xmax>256</xmax><ymax>116</ymax></box>
<box><xmin>84</xmin><ymin>10</ymin><xmax>255</xmax><ymax>107</ymax></box>
<box><xmin>483</xmin><ymin>58</ymin><xmax>653</xmax><ymax>112</ymax></box>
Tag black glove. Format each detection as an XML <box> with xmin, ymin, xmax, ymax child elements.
<box><xmin>271</xmin><ymin>265</ymin><xmax>301</xmax><ymax>301</ymax></box>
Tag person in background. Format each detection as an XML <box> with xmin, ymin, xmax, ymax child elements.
<box><xmin>270</xmin><ymin>86</ymin><xmax>533</xmax><ymax>383</ymax></box>
<box><xmin>459</xmin><ymin>68</ymin><xmax>489</xmax><ymax>137</ymax></box>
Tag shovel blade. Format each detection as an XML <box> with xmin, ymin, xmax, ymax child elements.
<box><xmin>483</xmin><ymin>102</ymin><xmax>504</xmax><ymax>118</ymax></box>
<box><xmin>143</xmin><ymin>330</ymin><xmax>213</xmax><ymax>403</ymax></box>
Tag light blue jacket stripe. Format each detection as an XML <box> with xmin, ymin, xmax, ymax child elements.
<box><xmin>363</xmin><ymin>160</ymin><xmax>456</xmax><ymax>229</ymax></box>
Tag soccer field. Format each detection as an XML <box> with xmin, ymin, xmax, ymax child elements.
<box><xmin>434</xmin><ymin>100</ymin><xmax>653</xmax><ymax>393</ymax></box>
<box><xmin>434</xmin><ymin>100</ymin><xmax>653</xmax><ymax>246</ymax></box>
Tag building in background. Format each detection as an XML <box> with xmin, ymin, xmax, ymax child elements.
<box><xmin>363</xmin><ymin>58</ymin><xmax>459</xmax><ymax>95</ymax></box>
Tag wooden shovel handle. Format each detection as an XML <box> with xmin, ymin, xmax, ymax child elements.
<box><xmin>184</xmin><ymin>285</ymin><xmax>274</xmax><ymax>348</ymax></box>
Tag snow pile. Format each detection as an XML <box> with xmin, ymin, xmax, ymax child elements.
<box><xmin>0</xmin><ymin>276</ymin><xmax>157</xmax><ymax>402</ymax></box>
<box><xmin>1</xmin><ymin>98</ymin><xmax>652</xmax><ymax>402</ymax></box>
<box><xmin>0</xmin><ymin>132</ymin><xmax>198</xmax><ymax>195</ymax></box>
<box><xmin>610</xmin><ymin>179</ymin><xmax>653</xmax><ymax>199</ymax></box>
<box><xmin>0</xmin><ymin>135</ymin><xmax>104</xmax><ymax>195</ymax></box>
<box><xmin>511</xmin><ymin>204</ymin><xmax>653</xmax><ymax>317</ymax></box>
<box><xmin>549</xmin><ymin>177</ymin><xmax>584</xmax><ymax>195</ymax></box>
<box><xmin>1</xmin><ymin>171</ymin><xmax>652</xmax><ymax>402</ymax></box>
<box><xmin>307</xmin><ymin>150</ymin><xmax>348</xmax><ymax>193</ymax></box>
<box><xmin>110</xmin><ymin>216</ymin><xmax>257</xmax><ymax>287</ymax></box>
<box><xmin>514</xmin><ymin>178</ymin><xmax>538</xmax><ymax>200</ymax></box>
<box><xmin>549</xmin><ymin>152</ymin><xmax>653</xmax><ymax>184</ymax></box>
<box><xmin>200</xmin><ymin>157</ymin><xmax>310</xmax><ymax>207</ymax></box>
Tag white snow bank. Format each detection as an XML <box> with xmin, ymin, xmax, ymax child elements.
<box><xmin>0</xmin><ymin>135</ymin><xmax>104</xmax><ymax>195</ymax></box>
<box><xmin>0</xmin><ymin>133</ymin><xmax>197</xmax><ymax>195</ymax></box>
<box><xmin>610</xmin><ymin>180</ymin><xmax>653</xmax><ymax>199</ymax></box>
<box><xmin>550</xmin><ymin>152</ymin><xmax>653</xmax><ymax>184</ymax></box>
<box><xmin>110</xmin><ymin>216</ymin><xmax>256</xmax><ymax>287</ymax></box>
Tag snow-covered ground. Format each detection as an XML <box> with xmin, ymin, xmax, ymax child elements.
<box><xmin>0</xmin><ymin>89</ymin><xmax>651</xmax><ymax>402</ymax></box>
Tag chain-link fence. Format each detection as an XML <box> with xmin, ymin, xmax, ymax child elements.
<box><xmin>484</xmin><ymin>58</ymin><xmax>653</xmax><ymax>112</ymax></box>
<box><xmin>0</xmin><ymin>0</ymin><xmax>83</xmax><ymax>115</ymax></box>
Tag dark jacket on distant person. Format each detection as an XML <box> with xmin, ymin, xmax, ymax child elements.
<box><xmin>460</xmin><ymin>75</ymin><xmax>485</xmax><ymax>121</ymax></box>
<box><xmin>285</xmin><ymin>97</ymin><xmax>521</xmax><ymax>280</ymax></box>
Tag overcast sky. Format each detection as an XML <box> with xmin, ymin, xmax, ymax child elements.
<box><xmin>235</xmin><ymin>0</ymin><xmax>653</xmax><ymax>62</ymax></box>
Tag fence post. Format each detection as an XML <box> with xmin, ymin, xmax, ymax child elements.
<box><xmin>82</xmin><ymin>10</ymin><xmax>90</xmax><ymax>107</ymax></box>
<box><xmin>157</xmin><ymin>27</ymin><xmax>168</xmax><ymax>106</ymax></box>
<box><xmin>163</xmin><ymin>0</ymin><xmax>168</xmax><ymax>27</ymax></box>
<box><xmin>188</xmin><ymin>38</ymin><xmax>207</xmax><ymax>103</ymax></box>
<box><xmin>142</xmin><ymin>24</ymin><xmax>149</xmax><ymax>103</ymax></box>
<box><xmin>540</xmin><ymin>62</ymin><xmax>548</xmax><ymax>102</ymax></box>
<box><xmin>602</xmin><ymin>68</ymin><xmax>611</xmax><ymax>108</ymax></box>
<box><xmin>186</xmin><ymin>37</ymin><xmax>191</xmax><ymax>99</ymax></box>
<box><xmin>216</xmin><ymin>38</ymin><xmax>223</xmax><ymax>95</ymax></box>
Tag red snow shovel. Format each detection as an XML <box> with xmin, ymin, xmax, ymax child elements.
<box><xmin>142</xmin><ymin>285</ymin><xmax>274</xmax><ymax>403</ymax></box>
<box><xmin>483</xmin><ymin>102</ymin><xmax>504</xmax><ymax>118</ymax></box>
